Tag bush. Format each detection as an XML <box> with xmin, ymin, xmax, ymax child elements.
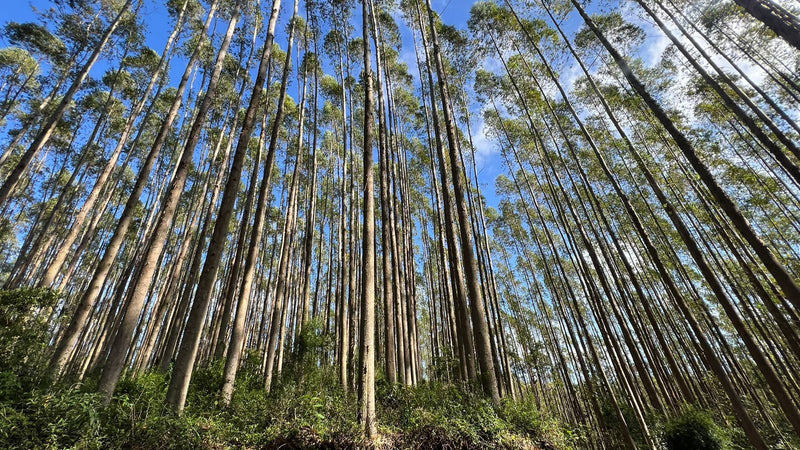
<box><xmin>501</xmin><ymin>396</ymin><xmax>573</xmax><ymax>449</ymax></box>
<box><xmin>663</xmin><ymin>408</ymin><xmax>726</xmax><ymax>450</ymax></box>
<box><xmin>0</xmin><ymin>364</ymin><xmax>584</xmax><ymax>449</ymax></box>
<box><xmin>255</xmin><ymin>371</ymin><xmax>361</xmax><ymax>448</ymax></box>
<box><xmin>0</xmin><ymin>288</ymin><xmax>60</xmax><ymax>394</ymax></box>
<box><xmin>379</xmin><ymin>381</ymin><xmax>509</xmax><ymax>448</ymax></box>
<box><xmin>0</xmin><ymin>388</ymin><xmax>104</xmax><ymax>449</ymax></box>
<box><xmin>0</xmin><ymin>310</ymin><xmax>581</xmax><ymax>449</ymax></box>
<box><xmin>103</xmin><ymin>371</ymin><xmax>202</xmax><ymax>449</ymax></box>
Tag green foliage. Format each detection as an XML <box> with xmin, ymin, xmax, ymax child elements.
<box><xmin>574</xmin><ymin>12</ymin><xmax>646</xmax><ymax>55</ymax></box>
<box><xmin>0</xmin><ymin>389</ymin><xmax>105</xmax><ymax>449</ymax></box>
<box><xmin>246</xmin><ymin>366</ymin><xmax>361</xmax><ymax>448</ymax></box>
<box><xmin>379</xmin><ymin>381</ymin><xmax>505</xmax><ymax>447</ymax></box>
<box><xmin>595</xmin><ymin>382</ymin><xmax>647</xmax><ymax>447</ymax></box>
<box><xmin>0</xmin><ymin>288</ymin><xmax>60</xmax><ymax>397</ymax></box>
<box><xmin>429</xmin><ymin>351</ymin><xmax>459</xmax><ymax>381</ymax></box>
<box><xmin>501</xmin><ymin>396</ymin><xmax>573</xmax><ymax>449</ymax></box>
<box><xmin>222</xmin><ymin>318</ymin><xmax>360</xmax><ymax>447</ymax></box>
<box><xmin>291</xmin><ymin>316</ymin><xmax>335</xmax><ymax>375</ymax></box>
<box><xmin>378</xmin><ymin>381</ymin><xmax>575</xmax><ymax>448</ymax></box>
<box><xmin>2</xmin><ymin>22</ymin><xmax>67</xmax><ymax>65</ymax></box>
<box><xmin>0</xmin><ymin>317</ymin><xmax>574</xmax><ymax>448</ymax></box>
<box><xmin>662</xmin><ymin>408</ymin><xmax>727</xmax><ymax>450</ymax></box>
<box><xmin>0</xmin><ymin>374</ymin><xmax>206</xmax><ymax>449</ymax></box>
<box><xmin>103</xmin><ymin>372</ymin><xmax>202</xmax><ymax>449</ymax></box>
<box><xmin>0</xmin><ymin>359</ymin><xmax>584</xmax><ymax>449</ymax></box>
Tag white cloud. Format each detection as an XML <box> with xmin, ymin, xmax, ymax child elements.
<box><xmin>643</xmin><ymin>32</ymin><xmax>670</xmax><ymax>67</ymax></box>
<box><xmin>471</xmin><ymin>115</ymin><xmax>496</xmax><ymax>167</ymax></box>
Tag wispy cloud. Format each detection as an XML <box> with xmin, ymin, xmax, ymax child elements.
<box><xmin>471</xmin><ymin>115</ymin><xmax>496</xmax><ymax>167</ymax></box>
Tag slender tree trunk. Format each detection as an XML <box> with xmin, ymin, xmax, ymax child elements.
<box><xmin>570</xmin><ymin>2</ymin><xmax>774</xmax><ymax>446</ymax></box>
<box><xmin>223</xmin><ymin>6</ymin><xmax>303</xmax><ymax>402</ymax></box>
<box><xmin>165</xmin><ymin>0</ymin><xmax>283</xmax><ymax>414</ymax></box>
<box><xmin>96</xmin><ymin>9</ymin><xmax>239</xmax><ymax>400</ymax></box>
<box><xmin>733</xmin><ymin>0</ymin><xmax>800</xmax><ymax>51</ymax></box>
<box><xmin>425</xmin><ymin>0</ymin><xmax>500</xmax><ymax>407</ymax></box>
<box><xmin>37</xmin><ymin>0</ymin><xmax>190</xmax><ymax>288</ymax></box>
<box><xmin>357</xmin><ymin>0</ymin><xmax>377</xmax><ymax>439</ymax></box>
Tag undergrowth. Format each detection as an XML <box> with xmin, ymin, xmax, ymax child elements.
<box><xmin>0</xmin><ymin>290</ymin><xmax>576</xmax><ymax>448</ymax></box>
<box><xmin>0</xmin><ymin>288</ymin><xmax>742</xmax><ymax>449</ymax></box>
<box><xmin>1</xmin><ymin>367</ymin><xmax>576</xmax><ymax>449</ymax></box>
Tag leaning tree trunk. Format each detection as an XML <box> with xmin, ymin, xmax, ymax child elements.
<box><xmin>164</xmin><ymin>0</ymin><xmax>283</xmax><ymax>414</ymax></box>
<box><xmin>224</xmin><ymin>5</ymin><xmax>303</xmax><ymax>402</ymax></box>
<box><xmin>425</xmin><ymin>0</ymin><xmax>500</xmax><ymax>407</ymax></box>
<box><xmin>45</xmin><ymin>1</ymin><xmax>219</xmax><ymax>384</ymax></box>
<box><xmin>733</xmin><ymin>0</ymin><xmax>800</xmax><ymax>51</ymax></box>
<box><xmin>37</xmin><ymin>0</ymin><xmax>190</xmax><ymax>288</ymax></box>
<box><xmin>570</xmin><ymin>1</ymin><xmax>775</xmax><ymax>447</ymax></box>
<box><xmin>96</xmin><ymin>8</ymin><xmax>239</xmax><ymax>401</ymax></box>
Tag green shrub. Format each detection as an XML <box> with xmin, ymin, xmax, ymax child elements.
<box><xmin>0</xmin><ymin>388</ymin><xmax>104</xmax><ymax>449</ymax></box>
<box><xmin>0</xmin><ymin>307</ymin><xmax>584</xmax><ymax>449</ymax></box>
<box><xmin>501</xmin><ymin>396</ymin><xmax>573</xmax><ymax>448</ymax></box>
<box><xmin>0</xmin><ymin>288</ymin><xmax>60</xmax><ymax>396</ymax></box>
<box><xmin>663</xmin><ymin>408</ymin><xmax>726</xmax><ymax>450</ymax></box>
<box><xmin>378</xmin><ymin>381</ymin><xmax>508</xmax><ymax>447</ymax></box>
<box><xmin>185</xmin><ymin>358</ymin><xmax>225</xmax><ymax>411</ymax></box>
<box><xmin>595</xmin><ymin>381</ymin><xmax>648</xmax><ymax>446</ymax></box>
<box><xmin>102</xmin><ymin>371</ymin><xmax>202</xmax><ymax>449</ymax></box>
<box><xmin>429</xmin><ymin>351</ymin><xmax>459</xmax><ymax>381</ymax></box>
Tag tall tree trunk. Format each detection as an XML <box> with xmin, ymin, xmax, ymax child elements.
<box><xmin>224</xmin><ymin>4</ymin><xmax>303</xmax><ymax>401</ymax></box>
<box><xmin>37</xmin><ymin>0</ymin><xmax>190</xmax><ymax>288</ymax></box>
<box><xmin>357</xmin><ymin>0</ymin><xmax>377</xmax><ymax>439</ymax></box>
<box><xmin>733</xmin><ymin>0</ymin><xmax>800</xmax><ymax>51</ymax></box>
<box><xmin>257</xmin><ymin>0</ymin><xmax>303</xmax><ymax>394</ymax></box>
<box><xmin>45</xmin><ymin>1</ymin><xmax>219</xmax><ymax>384</ymax></box>
<box><xmin>424</xmin><ymin>0</ymin><xmax>500</xmax><ymax>407</ymax></box>
<box><xmin>165</xmin><ymin>0</ymin><xmax>283</xmax><ymax>414</ymax></box>
<box><xmin>96</xmin><ymin>8</ymin><xmax>240</xmax><ymax>400</ymax></box>
<box><xmin>570</xmin><ymin>2</ymin><xmax>775</xmax><ymax>446</ymax></box>
<box><xmin>413</xmin><ymin>0</ymin><xmax>475</xmax><ymax>383</ymax></box>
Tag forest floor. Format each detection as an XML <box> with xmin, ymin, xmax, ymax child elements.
<box><xmin>0</xmin><ymin>290</ymin><xmax>736</xmax><ymax>449</ymax></box>
<box><xmin>0</xmin><ymin>351</ymin><xmax>572</xmax><ymax>449</ymax></box>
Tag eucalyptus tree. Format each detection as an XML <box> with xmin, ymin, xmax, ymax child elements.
<box><xmin>424</xmin><ymin>0</ymin><xmax>500</xmax><ymax>407</ymax></box>
<box><xmin>96</xmin><ymin>1</ymin><xmax>242</xmax><ymax>400</ymax></box>
<box><xmin>369</xmin><ymin>0</ymin><xmax>398</xmax><ymax>386</ymax></box>
<box><xmin>732</xmin><ymin>0</ymin><xmax>800</xmax><ymax>51</ymax></box>
<box><xmin>357</xmin><ymin>0</ymin><xmax>377</xmax><ymax>439</ymax></box>
<box><xmin>36</xmin><ymin>0</ymin><xmax>193</xmax><ymax>289</ymax></box>
<box><xmin>570</xmin><ymin>0</ymin><xmax>799</xmax><ymax>445</ymax></box>
<box><xmin>633</xmin><ymin>0</ymin><xmax>800</xmax><ymax>189</ymax></box>
<box><xmin>0</xmin><ymin>22</ymin><xmax>70</xmax><ymax>169</ymax></box>
<box><xmin>298</xmin><ymin>4</ymin><xmax>323</xmax><ymax>335</ymax></box>
<box><xmin>546</xmin><ymin>0</ymin><xmax>799</xmax><ymax>420</ymax></box>
<box><xmin>408</xmin><ymin>0</ymin><xmax>476</xmax><ymax>384</ymax></box>
<box><xmin>229</xmin><ymin>0</ymin><xmax>304</xmax><ymax>401</ymax></box>
<box><xmin>4</xmin><ymin>0</ymin><xmax>800</xmax><ymax>445</ymax></box>
<box><xmin>493</xmin><ymin>3</ymin><xmax>798</xmax><ymax>432</ymax></box>
<box><xmin>0</xmin><ymin>47</ymin><xmax>40</xmax><ymax>124</ymax></box>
